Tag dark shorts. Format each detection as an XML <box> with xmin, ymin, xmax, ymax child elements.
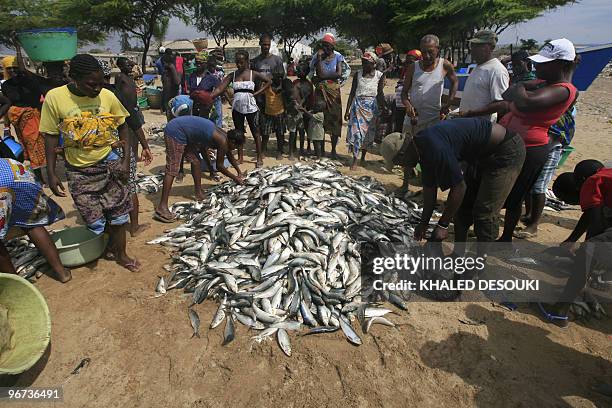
<box><xmin>164</xmin><ymin>135</ymin><xmax>200</xmax><ymax>177</ymax></box>
<box><xmin>504</xmin><ymin>143</ymin><xmax>552</xmax><ymax>208</ymax></box>
<box><xmin>232</xmin><ymin>110</ymin><xmax>258</xmax><ymax>136</ymax></box>
<box><xmin>260</xmin><ymin>113</ymin><xmax>286</xmax><ymax>136</ymax></box>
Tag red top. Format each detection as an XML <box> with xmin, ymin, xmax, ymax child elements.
<box><xmin>580</xmin><ymin>168</ymin><xmax>612</xmax><ymax>211</ymax></box>
<box><xmin>499</xmin><ymin>82</ymin><xmax>577</xmax><ymax>147</ymax></box>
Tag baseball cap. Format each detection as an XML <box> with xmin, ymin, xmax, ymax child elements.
<box><xmin>159</xmin><ymin>46</ymin><xmax>166</xmax><ymax>54</ymax></box>
<box><xmin>362</xmin><ymin>51</ymin><xmax>378</xmax><ymax>63</ymax></box>
<box><xmin>380</xmin><ymin>132</ymin><xmax>404</xmax><ymax>171</ymax></box>
<box><xmin>469</xmin><ymin>30</ymin><xmax>498</xmax><ymax>45</ymax></box>
<box><xmin>529</xmin><ymin>38</ymin><xmax>576</xmax><ymax>63</ymax></box>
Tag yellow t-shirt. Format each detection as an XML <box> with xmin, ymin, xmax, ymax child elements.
<box><xmin>39</xmin><ymin>85</ymin><xmax>129</xmax><ymax>167</ymax></box>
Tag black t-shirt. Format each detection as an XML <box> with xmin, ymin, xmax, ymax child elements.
<box><xmin>415</xmin><ymin>118</ymin><xmax>492</xmax><ymax>190</ymax></box>
<box><xmin>1</xmin><ymin>74</ymin><xmax>45</xmax><ymax>110</ymax></box>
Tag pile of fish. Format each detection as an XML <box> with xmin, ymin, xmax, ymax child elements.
<box><xmin>150</xmin><ymin>161</ymin><xmax>421</xmax><ymax>355</ymax></box>
<box><xmin>5</xmin><ymin>236</ymin><xmax>51</xmax><ymax>282</ymax></box>
<box><xmin>136</xmin><ymin>173</ymin><xmax>164</xmax><ymax>194</ymax></box>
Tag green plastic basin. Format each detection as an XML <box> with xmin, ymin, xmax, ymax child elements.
<box><xmin>17</xmin><ymin>28</ymin><xmax>77</xmax><ymax>62</ymax></box>
<box><xmin>0</xmin><ymin>273</ymin><xmax>51</xmax><ymax>375</ymax></box>
<box><xmin>51</xmin><ymin>226</ymin><xmax>108</xmax><ymax>267</ymax></box>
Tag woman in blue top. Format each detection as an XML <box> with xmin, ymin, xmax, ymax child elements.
<box><xmin>310</xmin><ymin>33</ymin><xmax>345</xmax><ymax>159</ymax></box>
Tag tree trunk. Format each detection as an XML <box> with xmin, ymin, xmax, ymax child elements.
<box><xmin>141</xmin><ymin>34</ymin><xmax>151</xmax><ymax>73</ymax></box>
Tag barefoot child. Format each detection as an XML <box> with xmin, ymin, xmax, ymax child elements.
<box><xmin>302</xmin><ymin>100</ymin><xmax>326</xmax><ymax>159</ymax></box>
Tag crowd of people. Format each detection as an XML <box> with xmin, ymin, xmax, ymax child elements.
<box><xmin>0</xmin><ymin>30</ymin><xmax>609</xmax><ymax>336</ymax></box>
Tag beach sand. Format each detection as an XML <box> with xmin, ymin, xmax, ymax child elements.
<box><xmin>3</xmin><ymin>75</ymin><xmax>611</xmax><ymax>407</ymax></box>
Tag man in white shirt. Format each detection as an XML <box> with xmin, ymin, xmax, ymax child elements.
<box><xmin>459</xmin><ymin>30</ymin><xmax>509</xmax><ymax>122</ymax></box>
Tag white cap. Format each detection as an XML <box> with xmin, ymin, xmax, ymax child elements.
<box><xmin>159</xmin><ymin>46</ymin><xmax>166</xmax><ymax>54</ymax></box>
<box><xmin>529</xmin><ymin>38</ymin><xmax>576</xmax><ymax>63</ymax></box>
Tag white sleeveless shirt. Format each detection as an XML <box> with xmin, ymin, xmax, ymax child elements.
<box><xmin>409</xmin><ymin>58</ymin><xmax>445</xmax><ymax>122</ymax></box>
<box><xmin>355</xmin><ymin>70</ymin><xmax>383</xmax><ymax>97</ymax></box>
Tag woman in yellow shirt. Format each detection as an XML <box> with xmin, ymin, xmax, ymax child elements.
<box><xmin>39</xmin><ymin>54</ymin><xmax>140</xmax><ymax>272</ymax></box>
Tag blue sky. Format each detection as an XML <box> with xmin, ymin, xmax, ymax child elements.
<box><xmin>497</xmin><ymin>0</ymin><xmax>612</xmax><ymax>45</ymax></box>
<box><xmin>42</xmin><ymin>0</ymin><xmax>612</xmax><ymax>52</ymax></box>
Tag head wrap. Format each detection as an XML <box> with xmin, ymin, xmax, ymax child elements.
<box><xmin>96</xmin><ymin>59</ymin><xmax>112</xmax><ymax>77</ymax></box>
<box><xmin>322</xmin><ymin>33</ymin><xmax>336</xmax><ymax>46</ymax></box>
<box><xmin>362</xmin><ymin>51</ymin><xmax>378</xmax><ymax>63</ymax></box>
<box><xmin>406</xmin><ymin>49</ymin><xmax>422</xmax><ymax>60</ymax></box>
<box><xmin>2</xmin><ymin>56</ymin><xmax>18</xmax><ymax>79</ymax></box>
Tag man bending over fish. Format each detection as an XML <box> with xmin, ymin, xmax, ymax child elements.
<box><xmin>155</xmin><ymin>116</ymin><xmax>245</xmax><ymax>223</ymax></box>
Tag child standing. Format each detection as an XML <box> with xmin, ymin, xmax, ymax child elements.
<box><xmin>302</xmin><ymin>99</ymin><xmax>326</xmax><ymax>159</ymax></box>
<box><xmin>293</xmin><ymin>63</ymin><xmax>314</xmax><ymax>156</ymax></box>
<box><xmin>261</xmin><ymin>68</ymin><xmax>287</xmax><ymax>159</ymax></box>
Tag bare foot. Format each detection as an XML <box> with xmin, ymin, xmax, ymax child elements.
<box><xmin>256</xmin><ymin>160</ymin><xmax>263</xmax><ymax>168</ymax></box>
<box><xmin>117</xmin><ymin>255</ymin><xmax>141</xmax><ymax>272</ymax></box>
<box><xmin>130</xmin><ymin>222</ymin><xmax>151</xmax><ymax>237</ymax></box>
<box><xmin>238</xmin><ymin>157</ymin><xmax>244</xmax><ymax>164</ymax></box>
<box><xmin>350</xmin><ymin>163</ymin><xmax>358</xmax><ymax>171</ymax></box>
<box><xmin>195</xmin><ymin>193</ymin><xmax>205</xmax><ymax>202</ymax></box>
<box><xmin>52</xmin><ymin>268</ymin><xmax>72</xmax><ymax>283</ymax></box>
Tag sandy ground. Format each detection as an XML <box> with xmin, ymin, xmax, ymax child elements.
<box><xmin>2</xmin><ymin>76</ymin><xmax>611</xmax><ymax>407</ymax></box>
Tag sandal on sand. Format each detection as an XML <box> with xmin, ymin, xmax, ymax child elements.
<box><xmin>513</xmin><ymin>230</ymin><xmax>538</xmax><ymax>239</ymax></box>
<box><xmin>153</xmin><ymin>211</ymin><xmax>176</xmax><ymax>223</ymax></box>
<box><xmin>117</xmin><ymin>259</ymin><xmax>140</xmax><ymax>272</ymax></box>
<box><xmin>537</xmin><ymin>303</ymin><xmax>569</xmax><ymax>328</ymax></box>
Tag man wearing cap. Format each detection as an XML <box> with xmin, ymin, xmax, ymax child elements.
<box><xmin>375</xmin><ymin>43</ymin><xmax>395</xmax><ymax>76</ymax></box>
<box><xmin>155</xmin><ymin>47</ymin><xmax>166</xmax><ymax>76</ymax></box>
<box><xmin>380</xmin><ymin>118</ymin><xmax>525</xmax><ymax>245</ymax></box>
<box><xmin>459</xmin><ymin>30</ymin><xmax>510</xmax><ymax>122</ymax></box>
<box><xmin>398</xmin><ymin>34</ymin><xmax>458</xmax><ymax>198</ymax></box>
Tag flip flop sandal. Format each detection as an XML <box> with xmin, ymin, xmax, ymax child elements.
<box><xmin>537</xmin><ymin>302</ymin><xmax>569</xmax><ymax>328</ymax></box>
<box><xmin>153</xmin><ymin>211</ymin><xmax>176</xmax><ymax>224</ymax></box>
<box><xmin>513</xmin><ymin>230</ymin><xmax>538</xmax><ymax>239</ymax></box>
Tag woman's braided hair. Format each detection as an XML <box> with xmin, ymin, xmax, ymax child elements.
<box><xmin>69</xmin><ymin>54</ymin><xmax>103</xmax><ymax>80</ymax></box>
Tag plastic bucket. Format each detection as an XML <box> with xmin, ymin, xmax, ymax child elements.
<box><xmin>17</xmin><ymin>28</ymin><xmax>77</xmax><ymax>62</ymax></box>
<box><xmin>0</xmin><ymin>273</ymin><xmax>51</xmax><ymax>375</ymax></box>
<box><xmin>1</xmin><ymin>137</ymin><xmax>24</xmax><ymax>161</ymax></box>
<box><xmin>51</xmin><ymin>226</ymin><xmax>108</xmax><ymax>267</ymax></box>
<box><xmin>557</xmin><ymin>146</ymin><xmax>576</xmax><ymax>169</ymax></box>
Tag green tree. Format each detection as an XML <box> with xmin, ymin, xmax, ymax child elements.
<box><xmin>62</xmin><ymin>0</ymin><xmax>191</xmax><ymax>70</ymax></box>
<box><xmin>192</xmin><ymin>0</ymin><xmax>253</xmax><ymax>51</ymax></box>
<box><xmin>520</xmin><ymin>38</ymin><xmax>539</xmax><ymax>50</ymax></box>
<box><xmin>257</xmin><ymin>0</ymin><xmax>333</xmax><ymax>61</ymax></box>
<box><xmin>0</xmin><ymin>0</ymin><xmax>105</xmax><ymax>49</ymax></box>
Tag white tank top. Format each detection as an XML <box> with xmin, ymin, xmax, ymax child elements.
<box><xmin>356</xmin><ymin>70</ymin><xmax>383</xmax><ymax>97</ymax></box>
<box><xmin>409</xmin><ymin>58</ymin><xmax>445</xmax><ymax>122</ymax></box>
<box><xmin>232</xmin><ymin>70</ymin><xmax>258</xmax><ymax>114</ymax></box>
